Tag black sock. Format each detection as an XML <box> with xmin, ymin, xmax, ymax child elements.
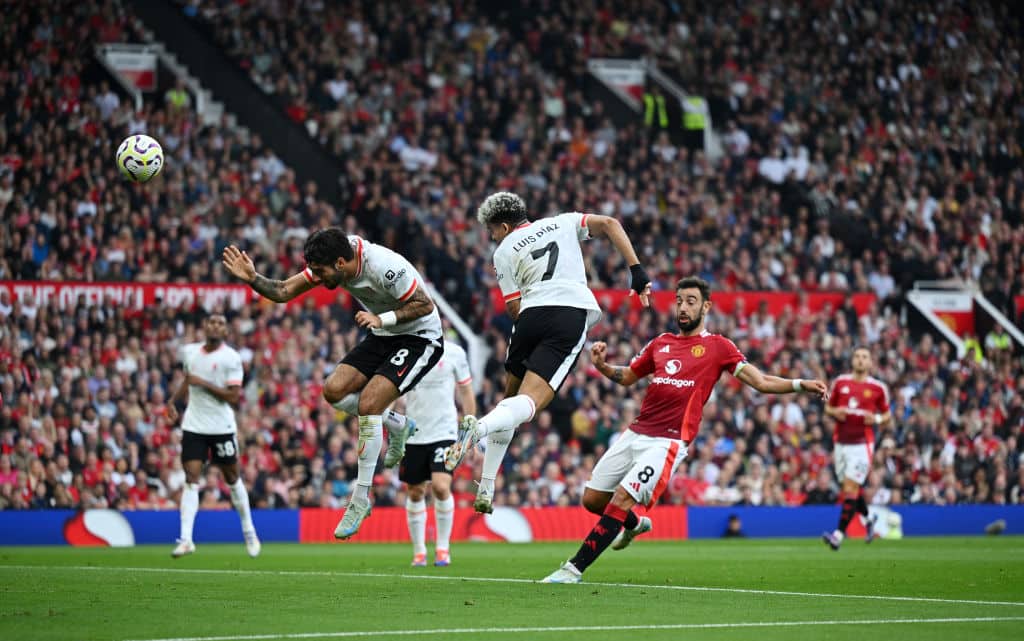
<box><xmin>855</xmin><ymin>493</ymin><xmax>869</xmax><ymax>517</ymax></box>
<box><xmin>623</xmin><ymin>510</ymin><xmax>639</xmax><ymax>531</ymax></box>
<box><xmin>568</xmin><ymin>505</ymin><xmax>627</xmax><ymax>573</ymax></box>
<box><xmin>837</xmin><ymin>497</ymin><xmax>856</xmax><ymax>534</ymax></box>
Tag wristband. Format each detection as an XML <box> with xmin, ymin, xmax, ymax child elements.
<box><xmin>792</xmin><ymin>379</ymin><xmax>803</xmax><ymax>392</ymax></box>
<box><xmin>629</xmin><ymin>264</ymin><xmax>651</xmax><ymax>295</ymax></box>
<box><xmin>379</xmin><ymin>311</ymin><xmax>398</xmax><ymax>327</ymax></box>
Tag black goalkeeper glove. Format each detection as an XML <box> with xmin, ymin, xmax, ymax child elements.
<box><xmin>629</xmin><ymin>264</ymin><xmax>651</xmax><ymax>296</ymax></box>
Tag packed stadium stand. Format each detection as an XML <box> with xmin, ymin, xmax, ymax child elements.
<box><xmin>0</xmin><ymin>0</ymin><xmax>1022</xmax><ymax>515</ymax></box>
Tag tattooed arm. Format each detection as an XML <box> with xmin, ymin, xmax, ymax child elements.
<box><xmin>222</xmin><ymin>245</ymin><xmax>314</xmax><ymax>303</ymax></box>
<box><xmin>394</xmin><ymin>285</ymin><xmax>435</xmax><ymax>322</ymax></box>
<box><xmin>590</xmin><ymin>341</ymin><xmax>640</xmax><ymax>387</ymax></box>
<box><xmin>355</xmin><ymin>285</ymin><xmax>436</xmax><ymax>329</ymax></box>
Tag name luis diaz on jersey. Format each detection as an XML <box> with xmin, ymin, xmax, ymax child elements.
<box><xmin>511</xmin><ymin>222</ymin><xmax>561</xmax><ymax>253</ymax></box>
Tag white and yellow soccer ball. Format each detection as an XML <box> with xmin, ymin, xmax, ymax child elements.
<box><xmin>116</xmin><ymin>134</ymin><xmax>164</xmax><ymax>183</ymax></box>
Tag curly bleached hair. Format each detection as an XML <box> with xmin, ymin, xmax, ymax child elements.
<box><xmin>477</xmin><ymin>191</ymin><xmax>528</xmax><ymax>226</ymax></box>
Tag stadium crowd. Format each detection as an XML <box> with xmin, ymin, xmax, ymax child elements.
<box><xmin>1</xmin><ymin>0</ymin><xmax>1023</xmax><ymax>513</ymax></box>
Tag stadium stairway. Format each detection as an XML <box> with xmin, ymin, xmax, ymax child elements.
<box><xmin>127</xmin><ymin>0</ymin><xmax>347</xmax><ymax>204</ymax></box>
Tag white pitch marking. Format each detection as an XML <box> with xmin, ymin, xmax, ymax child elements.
<box><xmin>123</xmin><ymin>617</ymin><xmax>1024</xmax><ymax>641</ymax></box>
<box><xmin>2</xmin><ymin>564</ymin><xmax>1024</xmax><ymax>608</ymax></box>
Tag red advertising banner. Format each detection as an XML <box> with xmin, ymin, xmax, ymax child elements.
<box><xmin>299</xmin><ymin>506</ymin><xmax>687</xmax><ymax>543</ymax></box>
<box><xmin>1</xmin><ymin>280</ymin><xmax>877</xmax><ymax>322</ymax></box>
<box><xmin>490</xmin><ymin>288</ymin><xmax>877</xmax><ymax>318</ymax></box>
<box><xmin>0</xmin><ymin>281</ymin><xmax>255</xmax><ymax>311</ymax></box>
<box><xmin>0</xmin><ymin>280</ymin><xmax>355</xmax><ymax>312</ymax></box>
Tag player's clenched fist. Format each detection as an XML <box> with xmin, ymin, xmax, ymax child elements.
<box><xmin>222</xmin><ymin>245</ymin><xmax>257</xmax><ymax>283</ymax></box>
<box><xmin>590</xmin><ymin>341</ymin><xmax>608</xmax><ymax>368</ymax></box>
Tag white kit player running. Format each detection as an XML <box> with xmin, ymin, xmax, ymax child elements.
<box><xmin>444</xmin><ymin>191</ymin><xmax>651</xmax><ymax>514</ymax></box>
<box><xmin>167</xmin><ymin>314</ymin><xmax>260</xmax><ymax>558</ymax></box>
<box><xmin>222</xmin><ymin>228</ymin><xmax>442</xmax><ymax>540</ymax></box>
<box><xmin>398</xmin><ymin>341</ymin><xmax>476</xmax><ymax>567</ymax></box>
<box><xmin>542</xmin><ymin>277</ymin><xmax>829</xmax><ymax>583</ymax></box>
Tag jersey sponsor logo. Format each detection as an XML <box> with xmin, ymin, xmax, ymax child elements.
<box><xmin>651</xmin><ymin>376</ymin><xmax>696</xmax><ymax>388</ymax></box>
<box><xmin>384</xmin><ymin>268</ymin><xmax>407</xmax><ymax>282</ymax></box>
<box><xmin>691</xmin><ymin>345</ymin><xmax>706</xmax><ymax>358</ymax></box>
<box><xmin>664</xmin><ymin>359</ymin><xmax>682</xmax><ymax>375</ymax></box>
<box><xmin>659</xmin><ymin>345</ymin><xmax>671</xmax><ymax>353</ymax></box>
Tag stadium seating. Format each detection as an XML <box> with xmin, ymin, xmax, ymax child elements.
<box><xmin>0</xmin><ymin>0</ymin><xmax>1022</xmax><ymax>513</ymax></box>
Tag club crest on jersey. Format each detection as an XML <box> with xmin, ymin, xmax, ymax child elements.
<box><xmin>665</xmin><ymin>359</ymin><xmax>682</xmax><ymax>375</ymax></box>
<box><xmin>691</xmin><ymin>345</ymin><xmax>706</xmax><ymax>358</ymax></box>
<box><xmin>863</xmin><ymin>389</ymin><xmax>873</xmax><ymax>398</ymax></box>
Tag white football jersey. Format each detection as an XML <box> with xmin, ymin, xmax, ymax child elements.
<box><xmin>492</xmin><ymin>212</ymin><xmax>601</xmax><ymax>316</ymax></box>
<box><xmin>303</xmin><ymin>236</ymin><xmax>442</xmax><ymax>341</ymax></box>
<box><xmin>404</xmin><ymin>342</ymin><xmax>472</xmax><ymax>444</ymax></box>
<box><xmin>179</xmin><ymin>342</ymin><xmax>244</xmax><ymax>435</ymax></box>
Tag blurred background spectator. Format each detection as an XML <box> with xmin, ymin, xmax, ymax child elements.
<box><xmin>0</xmin><ymin>0</ymin><xmax>1022</xmax><ymax>512</ymax></box>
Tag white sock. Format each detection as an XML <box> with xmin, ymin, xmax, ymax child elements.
<box><xmin>478</xmin><ymin>395</ymin><xmax>535</xmax><ymax>492</ymax></box>
<box><xmin>331</xmin><ymin>393</ymin><xmax>360</xmax><ymax>415</ymax></box>
<box><xmin>179</xmin><ymin>482</ymin><xmax>199</xmax><ymax>542</ymax></box>
<box><xmin>434</xmin><ymin>495</ymin><xmax>455</xmax><ymax>551</ymax></box>
<box><xmin>230</xmin><ymin>478</ymin><xmax>255</xmax><ymax>535</ymax></box>
<box><xmin>352</xmin><ymin>415</ymin><xmax>383</xmax><ymax>504</ymax></box>
<box><xmin>476</xmin><ymin>394</ymin><xmax>536</xmax><ymax>439</ymax></box>
<box><xmin>406</xmin><ymin>498</ymin><xmax>427</xmax><ymax>555</ymax></box>
<box><xmin>832</xmin><ymin>529</ymin><xmax>845</xmax><ymax>541</ymax></box>
<box><xmin>384</xmin><ymin>408</ymin><xmax>407</xmax><ymax>435</ymax></box>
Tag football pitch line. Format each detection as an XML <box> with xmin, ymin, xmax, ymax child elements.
<box><xmin>5</xmin><ymin>563</ymin><xmax>1024</xmax><ymax>608</ymax></box>
<box><xmin>124</xmin><ymin>617</ymin><xmax>1024</xmax><ymax>641</ymax></box>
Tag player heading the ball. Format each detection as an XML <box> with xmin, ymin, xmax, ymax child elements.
<box><xmin>222</xmin><ymin>228</ymin><xmax>441</xmax><ymax>540</ymax></box>
<box><xmin>445</xmin><ymin>191</ymin><xmax>652</xmax><ymax>514</ymax></box>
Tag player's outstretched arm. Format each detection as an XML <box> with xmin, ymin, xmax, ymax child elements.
<box><xmin>584</xmin><ymin>215</ymin><xmax>651</xmax><ymax>307</ymax></box>
<box><xmin>222</xmin><ymin>245</ymin><xmax>313</xmax><ymax>303</ymax></box>
<box><xmin>590</xmin><ymin>341</ymin><xmax>640</xmax><ymax>387</ymax></box>
<box><xmin>735</xmin><ymin>363</ymin><xmax>828</xmax><ymax>399</ymax></box>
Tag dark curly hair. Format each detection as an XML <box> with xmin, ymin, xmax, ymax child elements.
<box><xmin>303</xmin><ymin>228</ymin><xmax>355</xmax><ymax>266</ymax></box>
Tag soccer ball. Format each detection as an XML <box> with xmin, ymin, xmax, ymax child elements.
<box><xmin>116</xmin><ymin>134</ymin><xmax>164</xmax><ymax>183</ymax></box>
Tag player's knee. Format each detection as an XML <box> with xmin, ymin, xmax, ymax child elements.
<box><xmin>322</xmin><ymin>379</ymin><xmax>345</xmax><ymax>405</ymax></box>
<box><xmin>407</xmin><ymin>485</ymin><xmax>426</xmax><ymax>502</ymax></box>
<box><xmin>432</xmin><ymin>485</ymin><xmax>451</xmax><ymax>501</ymax></box>
<box><xmin>581</xmin><ymin>492</ymin><xmax>608</xmax><ymax>515</ymax></box>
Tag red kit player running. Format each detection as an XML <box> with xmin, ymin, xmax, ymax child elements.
<box><xmin>822</xmin><ymin>347</ymin><xmax>892</xmax><ymax>550</ymax></box>
<box><xmin>542</xmin><ymin>276</ymin><xmax>829</xmax><ymax>583</ymax></box>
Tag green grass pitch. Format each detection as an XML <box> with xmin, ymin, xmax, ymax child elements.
<box><xmin>2</xmin><ymin>538</ymin><xmax>1023</xmax><ymax>641</ymax></box>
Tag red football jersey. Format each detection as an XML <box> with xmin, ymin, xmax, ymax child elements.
<box><xmin>628</xmin><ymin>331</ymin><xmax>747</xmax><ymax>441</ymax></box>
<box><xmin>827</xmin><ymin>374</ymin><xmax>891</xmax><ymax>444</ymax></box>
